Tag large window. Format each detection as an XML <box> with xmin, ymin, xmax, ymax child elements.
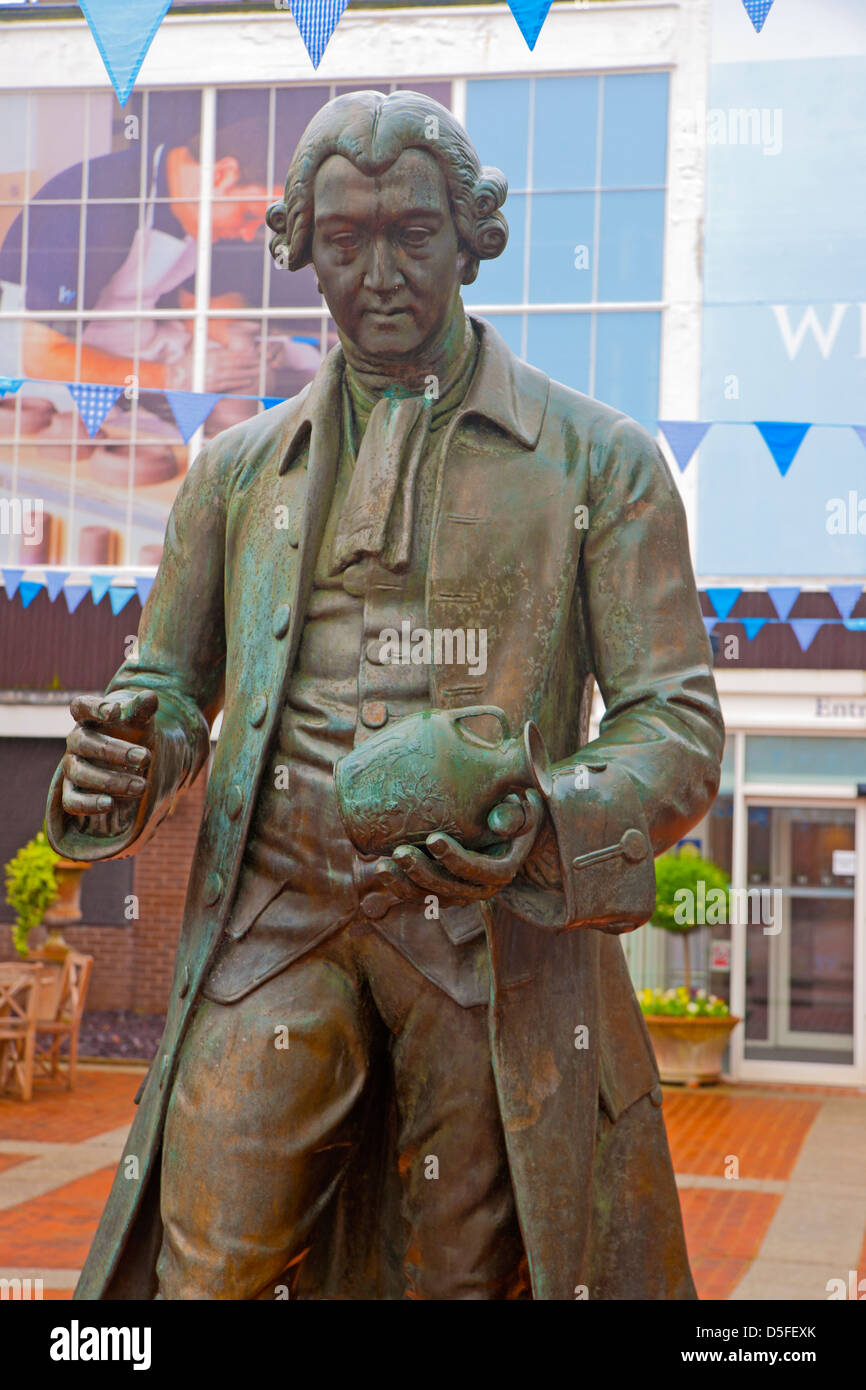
<box><xmin>0</xmin><ymin>72</ymin><xmax>669</xmax><ymax>570</ymax></box>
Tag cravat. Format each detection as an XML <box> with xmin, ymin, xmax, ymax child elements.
<box><xmin>330</xmin><ymin>391</ymin><xmax>430</xmax><ymax>574</ymax></box>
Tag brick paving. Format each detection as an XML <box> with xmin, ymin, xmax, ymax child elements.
<box><xmin>0</xmin><ymin>1066</ymin><xmax>864</xmax><ymax>1301</ymax></box>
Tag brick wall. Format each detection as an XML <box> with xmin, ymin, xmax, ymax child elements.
<box><xmin>0</xmin><ymin>773</ymin><xmax>206</xmax><ymax>1015</ymax></box>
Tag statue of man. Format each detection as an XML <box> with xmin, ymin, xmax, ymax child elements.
<box><xmin>47</xmin><ymin>90</ymin><xmax>723</xmax><ymax>1301</ymax></box>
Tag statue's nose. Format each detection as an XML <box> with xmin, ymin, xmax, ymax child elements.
<box><xmin>363</xmin><ymin>237</ymin><xmax>402</xmax><ymax>294</ymax></box>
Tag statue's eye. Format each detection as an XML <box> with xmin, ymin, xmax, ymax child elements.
<box><xmin>331</xmin><ymin>231</ymin><xmax>359</xmax><ymax>250</ymax></box>
<box><xmin>401</xmin><ymin>226</ymin><xmax>432</xmax><ymax>248</ymax></box>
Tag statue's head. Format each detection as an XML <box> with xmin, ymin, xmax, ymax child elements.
<box><xmin>266</xmin><ymin>90</ymin><xmax>508</xmax><ymax>361</ymax></box>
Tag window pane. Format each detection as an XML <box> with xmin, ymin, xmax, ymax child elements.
<box><xmin>597</xmin><ymin>190</ymin><xmax>665</xmax><ymax>301</ymax></box>
<box><xmin>465</xmin><ymin>79</ymin><xmax>530</xmax><ymax>190</ymax></box>
<box><xmin>594</xmin><ymin>310</ymin><xmax>660</xmax><ymax>422</ymax></box>
<box><xmin>533</xmin><ymin>76</ymin><xmax>598</xmax><ymax>190</ymax></box>
<box><xmin>529</xmin><ymin>191</ymin><xmax>595</xmax><ymax>303</ymax></box>
<box><xmin>526</xmin><ymin>313</ymin><xmax>591</xmax><ymax>395</ymax></box>
<box><xmin>273</xmin><ymin>85</ymin><xmax>331</xmax><ymax>179</ymax></box>
<box><xmin>745</xmin><ymin>735</ymin><xmax>866</xmax><ymax>785</ymax></box>
<box><xmin>33</xmin><ymin>93</ymin><xmax>89</xmax><ymax>192</ymax></box>
<box><xmin>601</xmin><ymin>72</ymin><xmax>669</xmax><ymax>187</ymax></box>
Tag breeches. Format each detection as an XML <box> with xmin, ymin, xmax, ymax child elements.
<box><xmin>156</xmin><ymin>921</ymin><xmax>525</xmax><ymax>1300</ymax></box>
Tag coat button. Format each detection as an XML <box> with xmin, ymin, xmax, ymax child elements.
<box><xmin>273</xmin><ymin>603</ymin><xmax>292</xmax><ymax>639</ymax></box>
<box><xmin>365</xmin><ymin>639</ymin><xmax>384</xmax><ymax>664</ymax></box>
<box><xmin>248</xmin><ymin>693</ymin><xmax>268</xmax><ymax>727</ymax></box>
<box><xmin>226</xmin><ymin>785</ymin><xmax>243</xmax><ymax>820</ymax></box>
<box><xmin>360</xmin><ymin>700</ymin><xmax>388</xmax><ymax>729</ymax></box>
<box><xmin>287</xmin><ymin>523</ymin><xmax>301</xmax><ymax>548</ymax></box>
<box><xmin>203</xmin><ymin>871</ymin><xmax>223</xmax><ymax>906</ymax></box>
<box><xmin>649</xmin><ymin>1083</ymin><xmax>664</xmax><ymax>1108</ymax></box>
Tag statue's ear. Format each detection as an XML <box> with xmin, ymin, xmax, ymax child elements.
<box><xmin>458</xmin><ymin>249</ymin><xmax>480</xmax><ymax>287</ymax></box>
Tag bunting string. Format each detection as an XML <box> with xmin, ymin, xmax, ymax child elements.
<box><xmin>67</xmin><ymin>0</ymin><xmax>780</xmax><ymax>101</ymax></box>
<box><xmin>2</xmin><ymin>377</ymin><xmax>863</xmax><ymax>478</ymax></box>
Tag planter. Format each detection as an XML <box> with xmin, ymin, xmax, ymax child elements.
<box><xmin>37</xmin><ymin>859</ymin><xmax>90</xmax><ymax>958</ymax></box>
<box><xmin>644</xmin><ymin>1014</ymin><xmax>740</xmax><ymax>1086</ymax></box>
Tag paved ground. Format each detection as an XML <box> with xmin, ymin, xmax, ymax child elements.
<box><xmin>1</xmin><ymin>1068</ymin><xmax>864</xmax><ymax>1300</ymax></box>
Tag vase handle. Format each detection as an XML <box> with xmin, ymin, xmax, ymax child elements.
<box><xmin>451</xmin><ymin>705</ymin><xmax>511</xmax><ymax>748</ymax></box>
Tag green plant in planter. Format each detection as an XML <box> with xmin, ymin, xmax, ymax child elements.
<box><xmin>639</xmin><ymin>986</ymin><xmax>730</xmax><ymax>1018</ymax></box>
<box><xmin>651</xmin><ymin>846</ymin><xmax>731</xmax><ymax>995</ymax></box>
<box><xmin>4</xmin><ymin>828</ymin><xmax>61</xmax><ymax>957</ymax></box>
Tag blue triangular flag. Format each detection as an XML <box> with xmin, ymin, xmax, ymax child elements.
<box><xmin>0</xmin><ymin>377</ymin><xmax>23</xmax><ymax>398</ymax></box>
<box><xmin>18</xmin><ymin>579</ymin><xmax>43</xmax><ymax>609</ymax></box>
<box><xmin>828</xmin><ymin>585</ymin><xmax>862</xmax><ymax>621</ymax></box>
<box><xmin>2</xmin><ymin>568</ymin><xmax>23</xmax><ymax>600</ymax></box>
<box><xmin>78</xmin><ymin>0</ymin><xmax>171</xmax><ymax>107</ymax></box>
<box><xmin>261</xmin><ymin>396</ymin><xmax>284</xmax><ymax>410</ymax></box>
<box><xmin>290</xmin><ymin>0</ymin><xmax>349</xmax><ymax>67</ymax></box>
<box><xmin>742</xmin><ymin>0</ymin><xmax>775</xmax><ymax>33</ymax></box>
<box><xmin>742</xmin><ymin>618</ymin><xmax>768</xmax><ymax>640</ymax></box>
<box><xmin>767</xmin><ymin>586</ymin><xmax>800</xmax><ymax>621</ymax></box>
<box><xmin>67</xmin><ymin>383</ymin><xmax>122</xmax><ymax>438</ymax></box>
<box><xmin>790</xmin><ymin>619</ymin><xmax>823</xmax><ymax>653</ymax></box>
<box><xmin>706</xmin><ymin>588</ymin><xmax>741</xmax><ymax>621</ymax></box>
<box><xmin>844</xmin><ymin>618</ymin><xmax>866</xmax><ymax>631</ymax></box>
<box><xmin>755</xmin><ymin>421</ymin><xmax>811</xmax><ymax>477</ymax></box>
<box><xmin>853</xmin><ymin>425</ymin><xmax>866</xmax><ymax>452</ymax></box>
<box><xmin>165</xmin><ymin>391</ymin><xmax>221</xmax><ymax>444</ymax></box>
<box><xmin>90</xmin><ymin>573</ymin><xmax>114</xmax><ymax>606</ymax></box>
<box><xmin>108</xmin><ymin>585</ymin><xmax>135</xmax><ymax>615</ymax></box>
<box><xmin>506</xmin><ymin>0</ymin><xmax>555</xmax><ymax>49</ymax></box>
<box><xmin>702</xmin><ymin>617</ymin><xmax>717</xmax><ymax>637</ymax></box>
<box><xmin>658</xmin><ymin>421</ymin><xmax>712</xmax><ymax>473</ymax></box>
<box><xmin>44</xmin><ymin>570</ymin><xmax>70</xmax><ymax>603</ymax></box>
<box><xmin>64</xmin><ymin>584</ymin><xmax>90</xmax><ymax>614</ymax></box>
<box><xmin>135</xmin><ymin>575</ymin><xmax>155</xmax><ymax>606</ymax></box>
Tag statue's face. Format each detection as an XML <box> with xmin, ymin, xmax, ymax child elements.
<box><xmin>311</xmin><ymin>148</ymin><xmax>467</xmax><ymax>361</ymax></box>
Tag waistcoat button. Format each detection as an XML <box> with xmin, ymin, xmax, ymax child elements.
<box><xmin>365</xmin><ymin>639</ymin><xmax>384</xmax><ymax>664</ymax></box>
<box><xmin>360</xmin><ymin>700</ymin><xmax>388</xmax><ymax>729</ymax></box>
<box><xmin>273</xmin><ymin>603</ymin><xmax>292</xmax><ymax>639</ymax></box>
<box><xmin>249</xmin><ymin>693</ymin><xmax>268</xmax><ymax>727</ymax></box>
<box><xmin>203</xmin><ymin>871</ymin><xmax>223</xmax><ymax>906</ymax></box>
<box><xmin>226</xmin><ymin>785</ymin><xmax>244</xmax><ymax>820</ymax></box>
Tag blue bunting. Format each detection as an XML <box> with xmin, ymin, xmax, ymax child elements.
<box><xmin>741</xmin><ymin>0</ymin><xmax>775</xmax><ymax>34</ymax></box>
<box><xmin>706</xmin><ymin>588</ymin><xmax>742</xmax><ymax>621</ymax></box>
<box><xmin>78</xmin><ymin>0</ymin><xmax>172</xmax><ymax>107</ymax></box>
<box><xmin>505</xmin><ymin>0</ymin><xmax>555</xmax><ymax>50</ymax></box>
<box><xmin>754</xmin><ymin>421</ymin><xmax>811</xmax><ymax>477</ymax></box>
<box><xmin>767</xmin><ymin>587</ymin><xmax>800</xmax><ymax>621</ymax></box>
<box><xmin>289</xmin><ymin>0</ymin><xmax>349</xmax><ymax>68</ymax></box>
<box><xmin>658</xmin><ymin>421</ymin><xmax>712</xmax><ymax>473</ymax></box>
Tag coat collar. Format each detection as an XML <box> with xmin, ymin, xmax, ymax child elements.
<box><xmin>278</xmin><ymin>314</ymin><xmax>549</xmax><ymax>476</ymax></box>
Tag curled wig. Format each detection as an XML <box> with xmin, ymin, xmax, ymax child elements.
<box><xmin>266</xmin><ymin>90</ymin><xmax>508</xmax><ymax>286</ymax></box>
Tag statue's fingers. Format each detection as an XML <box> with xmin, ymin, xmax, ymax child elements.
<box><xmin>487</xmin><ymin>794</ymin><xmax>526</xmax><ymax>839</ymax></box>
<box><xmin>425</xmin><ymin>799</ymin><xmax>544</xmax><ymax>886</ymax></box>
<box><xmin>67</xmin><ymin>724</ymin><xmax>151</xmax><ymax>770</ymax></box>
<box><xmin>61</xmin><ymin>779</ymin><xmax>115</xmax><ymax>817</ymax></box>
<box><xmin>391</xmin><ymin>844</ymin><xmax>488</xmax><ymax>899</ymax></box>
<box><xmin>61</xmin><ymin>753</ymin><xmax>147</xmax><ymax>799</ymax></box>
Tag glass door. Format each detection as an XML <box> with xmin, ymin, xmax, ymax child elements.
<box><xmin>744</xmin><ymin>805</ymin><xmax>856</xmax><ymax>1066</ymax></box>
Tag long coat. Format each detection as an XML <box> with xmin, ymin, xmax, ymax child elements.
<box><xmin>47</xmin><ymin>316</ymin><xmax>724</xmax><ymax>1300</ymax></box>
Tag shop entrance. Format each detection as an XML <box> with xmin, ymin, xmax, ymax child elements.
<box><xmin>743</xmin><ymin>805</ymin><xmax>856</xmax><ymax>1066</ymax></box>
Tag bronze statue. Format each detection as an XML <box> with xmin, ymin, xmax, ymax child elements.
<box><xmin>46</xmin><ymin>90</ymin><xmax>724</xmax><ymax>1300</ymax></box>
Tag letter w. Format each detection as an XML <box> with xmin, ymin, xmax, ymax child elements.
<box><xmin>771</xmin><ymin>304</ymin><xmax>848</xmax><ymax>360</ymax></box>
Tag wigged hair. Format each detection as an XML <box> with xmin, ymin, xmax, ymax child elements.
<box><xmin>266</xmin><ymin>90</ymin><xmax>508</xmax><ymax>286</ymax></box>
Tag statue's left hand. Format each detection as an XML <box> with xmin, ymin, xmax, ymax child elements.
<box><xmin>361</xmin><ymin>788</ymin><xmax>545</xmax><ymax>918</ymax></box>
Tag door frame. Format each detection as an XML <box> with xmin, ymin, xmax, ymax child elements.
<box><xmin>729</xmin><ymin>773</ymin><xmax>866</xmax><ymax>1086</ymax></box>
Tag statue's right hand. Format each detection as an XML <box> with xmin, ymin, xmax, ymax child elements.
<box><xmin>61</xmin><ymin>689</ymin><xmax>159</xmax><ymax>832</ymax></box>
